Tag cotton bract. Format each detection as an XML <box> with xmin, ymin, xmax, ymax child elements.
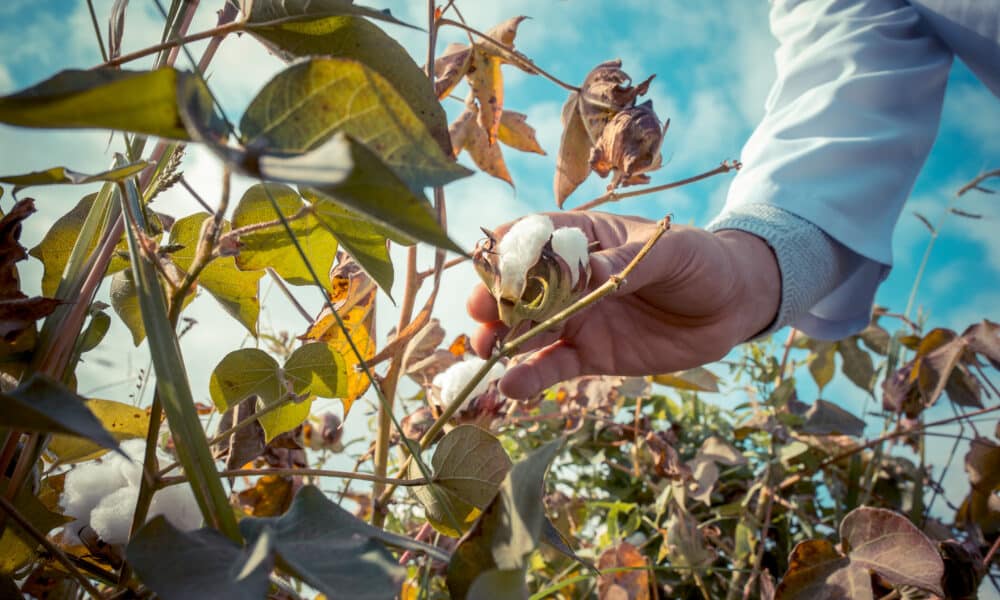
<box><xmin>60</xmin><ymin>439</ymin><xmax>201</xmax><ymax>545</ymax></box>
<box><xmin>474</xmin><ymin>215</ymin><xmax>592</xmax><ymax>330</ymax></box>
<box><xmin>433</xmin><ymin>357</ymin><xmax>505</xmax><ymax>411</ymax></box>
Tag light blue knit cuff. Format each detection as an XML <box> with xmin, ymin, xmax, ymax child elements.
<box><xmin>706</xmin><ymin>205</ymin><xmax>844</xmax><ymax>338</ymax></box>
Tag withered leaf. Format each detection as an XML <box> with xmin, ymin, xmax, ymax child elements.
<box><xmin>964</xmin><ymin>319</ymin><xmax>1000</xmax><ymax>369</ymax></box>
<box><xmin>960</xmin><ymin>437</ymin><xmax>1000</xmax><ymax>535</ymax></box>
<box><xmin>590</xmin><ymin>100</ymin><xmax>665</xmax><ymax>190</ymax></box>
<box><xmin>497</xmin><ymin>111</ymin><xmax>545</xmax><ymax>155</ymax></box>
<box><xmin>434</xmin><ymin>43</ymin><xmax>472</xmax><ymax>100</ymax></box>
<box><xmin>597</xmin><ymin>542</ymin><xmax>650</xmax><ymax>600</ymax></box>
<box><xmin>554</xmin><ymin>93</ymin><xmax>592</xmax><ymax>207</ymax></box>
<box><xmin>238</xmin><ymin>474</ymin><xmax>297</xmax><ymax>517</ymax></box>
<box><xmin>300</xmin><ymin>255</ymin><xmax>377</xmax><ymax>416</ymax></box>
<box><xmin>448</xmin><ymin>105</ymin><xmax>477</xmax><ymax>159</ymax></box>
<box><xmin>452</xmin><ymin>104</ymin><xmax>513</xmax><ymax>186</ymax></box>
<box><xmin>468</xmin><ymin>49</ymin><xmax>503</xmax><ymax>145</ymax></box>
<box><xmin>0</xmin><ymin>199</ymin><xmax>61</xmax><ymax>344</ymax></box>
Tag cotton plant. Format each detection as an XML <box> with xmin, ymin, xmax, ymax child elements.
<box><xmin>60</xmin><ymin>439</ymin><xmax>201</xmax><ymax>545</ymax></box>
<box><xmin>473</xmin><ymin>214</ymin><xmax>592</xmax><ymax>331</ymax></box>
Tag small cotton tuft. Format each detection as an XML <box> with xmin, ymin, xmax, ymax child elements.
<box><xmin>497</xmin><ymin>215</ymin><xmax>553</xmax><ymax>300</ymax></box>
<box><xmin>60</xmin><ymin>439</ymin><xmax>201</xmax><ymax>545</ymax></box>
<box><xmin>433</xmin><ymin>357</ymin><xmax>506</xmax><ymax>410</ymax></box>
<box><xmin>550</xmin><ymin>227</ymin><xmax>590</xmax><ymax>286</ymax></box>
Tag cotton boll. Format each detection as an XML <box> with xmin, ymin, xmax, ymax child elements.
<box><xmin>88</xmin><ymin>485</ymin><xmax>140</xmax><ymax>545</ymax></box>
<box><xmin>550</xmin><ymin>227</ymin><xmax>590</xmax><ymax>286</ymax></box>
<box><xmin>497</xmin><ymin>214</ymin><xmax>553</xmax><ymax>301</ymax></box>
<box><xmin>61</xmin><ymin>459</ymin><xmax>135</xmax><ymax>542</ymax></box>
<box><xmin>433</xmin><ymin>357</ymin><xmax>506</xmax><ymax>410</ymax></box>
<box><xmin>148</xmin><ymin>484</ymin><xmax>202</xmax><ymax>532</ymax></box>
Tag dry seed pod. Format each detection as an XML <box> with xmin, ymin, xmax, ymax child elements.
<box><xmin>590</xmin><ymin>100</ymin><xmax>667</xmax><ymax>189</ymax></box>
<box><xmin>578</xmin><ymin>59</ymin><xmax>655</xmax><ymax>143</ymax></box>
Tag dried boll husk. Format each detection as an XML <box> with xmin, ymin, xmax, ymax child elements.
<box><xmin>473</xmin><ymin>218</ymin><xmax>591</xmax><ymax>331</ymax></box>
<box><xmin>590</xmin><ymin>100</ymin><xmax>668</xmax><ymax>189</ymax></box>
<box><xmin>578</xmin><ymin>59</ymin><xmax>655</xmax><ymax>144</ymax></box>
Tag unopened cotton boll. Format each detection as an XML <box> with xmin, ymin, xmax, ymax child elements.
<box><xmin>433</xmin><ymin>357</ymin><xmax>506</xmax><ymax>411</ymax></box>
<box><xmin>550</xmin><ymin>227</ymin><xmax>590</xmax><ymax>286</ymax></box>
<box><xmin>497</xmin><ymin>214</ymin><xmax>553</xmax><ymax>301</ymax></box>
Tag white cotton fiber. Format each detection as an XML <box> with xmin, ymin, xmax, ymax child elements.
<box><xmin>550</xmin><ymin>227</ymin><xmax>590</xmax><ymax>286</ymax></box>
<box><xmin>148</xmin><ymin>484</ymin><xmax>202</xmax><ymax>532</ymax></box>
<box><xmin>60</xmin><ymin>439</ymin><xmax>202</xmax><ymax>545</ymax></box>
<box><xmin>89</xmin><ymin>485</ymin><xmax>140</xmax><ymax>545</ymax></box>
<box><xmin>497</xmin><ymin>215</ymin><xmax>553</xmax><ymax>300</ymax></box>
<box><xmin>433</xmin><ymin>357</ymin><xmax>506</xmax><ymax>410</ymax></box>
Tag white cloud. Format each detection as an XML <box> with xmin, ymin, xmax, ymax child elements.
<box><xmin>0</xmin><ymin>63</ymin><xmax>12</xmax><ymax>94</ymax></box>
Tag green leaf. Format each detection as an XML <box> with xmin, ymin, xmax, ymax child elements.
<box><xmin>240</xmin><ymin>0</ymin><xmax>415</xmax><ymax>30</ymax></box>
<box><xmin>127</xmin><ymin>517</ymin><xmax>274</xmax><ymax>600</ymax></box>
<box><xmin>0</xmin><ymin>68</ymin><xmax>218</xmax><ymax>140</ymax></box>
<box><xmin>447</xmin><ymin>438</ymin><xmax>564</xmax><ymax>600</ymax></box>
<box><xmin>209</xmin><ymin>343</ymin><xmax>346</xmax><ymax>441</ymax></box>
<box><xmin>29</xmin><ymin>194</ymin><xmax>130</xmax><ymax>297</ymax></box>
<box><xmin>48</xmin><ymin>398</ymin><xmax>150</xmax><ymax>464</ymax></box>
<box><xmin>300</xmin><ymin>187</ymin><xmax>396</xmax><ymax>294</ymax></box>
<box><xmin>77</xmin><ymin>308</ymin><xmax>111</xmax><ymax>354</ymax></box>
<box><xmin>239</xmin><ymin>486</ymin><xmax>405</xmax><ymax>600</ymax></box>
<box><xmin>0</xmin><ymin>161</ymin><xmax>147</xmax><ymax>195</ymax></box>
<box><xmin>799</xmin><ymin>399</ymin><xmax>866</xmax><ymax>437</ymax></box>
<box><xmin>0</xmin><ymin>483</ymin><xmax>71</xmax><ymax>574</ymax></box>
<box><xmin>110</xmin><ymin>269</ymin><xmax>146</xmax><ymax>345</ymax></box>
<box><xmin>231</xmin><ymin>183</ymin><xmax>337</xmax><ymax>292</ymax></box>
<box><xmin>838</xmin><ymin>337</ymin><xmax>875</xmax><ymax>392</ymax></box>
<box><xmin>239</xmin><ymin>57</ymin><xmax>470</xmax><ymax>192</ymax></box>
<box><xmin>245</xmin><ymin>16</ymin><xmax>450</xmax><ymax>154</ymax></box>
<box><xmin>304</xmin><ymin>137</ymin><xmax>463</xmax><ymax>253</ymax></box>
<box><xmin>170</xmin><ymin>213</ymin><xmax>263</xmax><ymax>336</ymax></box>
<box><xmin>808</xmin><ymin>341</ymin><xmax>837</xmax><ymax>392</ymax></box>
<box><xmin>0</xmin><ymin>374</ymin><xmax>119</xmax><ymax>451</ymax></box>
<box><xmin>411</xmin><ymin>425</ymin><xmax>512</xmax><ymax>537</ymax></box>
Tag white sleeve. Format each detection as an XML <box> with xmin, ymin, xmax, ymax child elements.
<box><xmin>709</xmin><ymin>0</ymin><xmax>953</xmax><ymax>339</ymax></box>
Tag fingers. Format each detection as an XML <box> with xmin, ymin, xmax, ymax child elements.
<box><xmin>467</xmin><ymin>282</ymin><xmax>499</xmax><ymax>323</ymax></box>
<box><xmin>499</xmin><ymin>341</ymin><xmax>584</xmax><ymax>400</ymax></box>
<box><xmin>471</xmin><ymin>321</ymin><xmax>506</xmax><ymax>357</ymax></box>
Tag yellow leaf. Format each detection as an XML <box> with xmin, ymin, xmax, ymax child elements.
<box><xmin>455</xmin><ymin>104</ymin><xmax>512</xmax><ymax>186</ymax></box>
<box><xmin>468</xmin><ymin>49</ymin><xmax>503</xmax><ymax>146</ymax></box>
<box><xmin>237</xmin><ymin>474</ymin><xmax>296</xmax><ymax>517</ymax></box>
<box><xmin>48</xmin><ymin>399</ymin><xmax>149</xmax><ymax>464</ymax></box>
<box><xmin>301</xmin><ymin>257</ymin><xmax>376</xmax><ymax>417</ymax></box>
<box><xmin>498</xmin><ymin>110</ymin><xmax>545</xmax><ymax>155</ymax></box>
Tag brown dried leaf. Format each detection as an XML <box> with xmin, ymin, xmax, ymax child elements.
<box><xmin>447</xmin><ymin>106</ymin><xmax>477</xmax><ymax>158</ymax></box>
<box><xmin>775</xmin><ymin>507</ymin><xmax>945</xmax><ymax>599</ymax></box>
<box><xmin>961</xmin><ymin>437</ymin><xmax>1000</xmax><ymax>535</ymax></box>
<box><xmin>554</xmin><ymin>93</ymin><xmax>592</xmax><ymax>207</ymax></box>
<box><xmin>458</xmin><ymin>103</ymin><xmax>513</xmax><ymax>185</ymax></box>
<box><xmin>434</xmin><ymin>43</ymin><xmax>472</xmax><ymax>100</ymax></box>
<box><xmin>214</xmin><ymin>397</ymin><xmax>266</xmax><ymax>471</ymax></box>
<box><xmin>589</xmin><ymin>101</ymin><xmax>665</xmax><ymax>190</ymax></box>
<box><xmin>497</xmin><ymin>111</ymin><xmax>545</xmax><ymax>155</ymax></box>
<box><xmin>0</xmin><ymin>199</ymin><xmax>60</xmax><ymax>345</ymax></box>
<box><xmin>686</xmin><ymin>436</ymin><xmax>746</xmax><ymax>506</ymax></box>
<box><xmin>644</xmin><ymin>431</ymin><xmax>689</xmax><ymax>480</ymax></box>
<box><xmin>238</xmin><ymin>474</ymin><xmax>297</xmax><ymax>517</ymax></box>
<box><xmin>597</xmin><ymin>542</ymin><xmax>650</xmax><ymax>600</ymax></box>
<box><xmin>468</xmin><ymin>49</ymin><xmax>504</xmax><ymax>145</ymax></box>
<box><xmin>964</xmin><ymin>319</ymin><xmax>1000</xmax><ymax>369</ymax></box>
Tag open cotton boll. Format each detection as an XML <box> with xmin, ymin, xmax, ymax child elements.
<box><xmin>433</xmin><ymin>357</ymin><xmax>506</xmax><ymax>410</ymax></box>
<box><xmin>60</xmin><ymin>439</ymin><xmax>202</xmax><ymax>545</ymax></box>
<box><xmin>497</xmin><ymin>214</ymin><xmax>553</xmax><ymax>300</ymax></box>
<box><xmin>550</xmin><ymin>227</ymin><xmax>591</xmax><ymax>286</ymax></box>
<box><xmin>88</xmin><ymin>484</ymin><xmax>140</xmax><ymax>545</ymax></box>
<box><xmin>148</xmin><ymin>484</ymin><xmax>202</xmax><ymax>533</ymax></box>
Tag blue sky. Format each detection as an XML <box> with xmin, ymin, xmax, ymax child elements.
<box><xmin>1</xmin><ymin>1</ymin><xmax>998</xmax><ymax>542</ymax></box>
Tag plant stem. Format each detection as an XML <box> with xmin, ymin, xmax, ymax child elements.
<box><xmin>572</xmin><ymin>160</ymin><xmax>740</xmax><ymax>212</ymax></box>
<box><xmin>778</xmin><ymin>403</ymin><xmax>1000</xmax><ymax>491</ymax></box>
<box><xmin>267</xmin><ymin>267</ymin><xmax>313</xmax><ymax>323</ymax></box>
<box><xmin>0</xmin><ymin>494</ymin><xmax>104</xmax><ymax>598</ymax></box>
<box><xmin>86</xmin><ymin>0</ymin><xmax>109</xmax><ymax>63</ymax></box>
<box><xmin>159</xmin><ymin>467</ymin><xmax>428</xmax><ymax>488</ymax></box>
<box><xmin>437</xmin><ymin>18</ymin><xmax>580</xmax><ymax>93</ymax></box>
<box><xmin>100</xmin><ymin>18</ymin><xmax>241</xmax><ymax>68</ymax></box>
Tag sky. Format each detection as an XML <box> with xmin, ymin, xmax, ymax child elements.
<box><xmin>1</xmin><ymin>0</ymin><xmax>999</xmax><ymax>564</ymax></box>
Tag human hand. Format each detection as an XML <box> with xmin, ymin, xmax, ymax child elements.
<box><xmin>467</xmin><ymin>211</ymin><xmax>781</xmax><ymax>399</ymax></box>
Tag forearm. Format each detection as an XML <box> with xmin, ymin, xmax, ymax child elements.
<box><xmin>714</xmin><ymin>229</ymin><xmax>781</xmax><ymax>341</ymax></box>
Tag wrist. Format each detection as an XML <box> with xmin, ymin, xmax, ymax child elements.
<box><xmin>715</xmin><ymin>230</ymin><xmax>781</xmax><ymax>341</ymax></box>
